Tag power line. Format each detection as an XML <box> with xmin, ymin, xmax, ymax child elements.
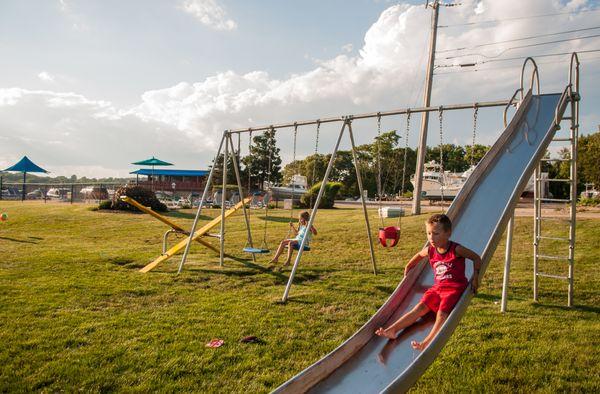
<box><xmin>443</xmin><ymin>33</ymin><xmax>600</xmax><ymax>60</ymax></box>
<box><xmin>437</xmin><ymin>26</ymin><xmax>600</xmax><ymax>53</ymax></box>
<box><xmin>434</xmin><ymin>55</ymin><xmax>600</xmax><ymax>75</ymax></box>
<box><xmin>439</xmin><ymin>8</ymin><xmax>600</xmax><ymax>28</ymax></box>
<box><xmin>435</xmin><ymin>48</ymin><xmax>600</xmax><ymax>69</ymax></box>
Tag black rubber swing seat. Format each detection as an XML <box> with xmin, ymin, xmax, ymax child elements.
<box><xmin>243</xmin><ymin>247</ymin><xmax>270</xmax><ymax>254</ymax></box>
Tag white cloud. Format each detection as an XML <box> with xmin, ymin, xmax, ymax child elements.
<box><xmin>180</xmin><ymin>0</ymin><xmax>237</xmax><ymax>31</ymax></box>
<box><xmin>3</xmin><ymin>0</ymin><xmax>599</xmax><ymax>177</ymax></box>
<box><xmin>342</xmin><ymin>43</ymin><xmax>353</xmax><ymax>53</ymax></box>
<box><xmin>37</xmin><ymin>71</ymin><xmax>55</xmax><ymax>83</ymax></box>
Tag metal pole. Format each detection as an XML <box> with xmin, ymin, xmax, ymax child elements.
<box><xmin>227</xmin><ymin>134</ymin><xmax>256</xmax><ymax>262</ymax></box>
<box><xmin>282</xmin><ymin>121</ymin><xmax>348</xmax><ymax>302</ymax></box>
<box><xmin>412</xmin><ymin>0</ymin><xmax>440</xmax><ymax>215</ymax></box>
<box><xmin>347</xmin><ymin>122</ymin><xmax>377</xmax><ymax>275</ymax></box>
<box><xmin>501</xmin><ymin>215</ymin><xmax>514</xmax><ymax>312</ymax></box>
<box><xmin>22</xmin><ymin>172</ymin><xmax>26</xmax><ymax>201</ymax></box>
<box><xmin>219</xmin><ymin>131</ymin><xmax>229</xmax><ymax>267</ymax></box>
<box><xmin>568</xmin><ymin>94</ymin><xmax>578</xmax><ymax>307</ymax></box>
<box><xmin>533</xmin><ymin>164</ymin><xmax>540</xmax><ymax>301</ymax></box>
<box><xmin>177</xmin><ymin>132</ymin><xmax>226</xmax><ymax>273</ymax></box>
<box><xmin>228</xmin><ymin>100</ymin><xmax>510</xmax><ymax>135</ymax></box>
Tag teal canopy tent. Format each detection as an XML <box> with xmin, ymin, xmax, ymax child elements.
<box><xmin>132</xmin><ymin>156</ymin><xmax>173</xmax><ymax>190</ymax></box>
<box><xmin>3</xmin><ymin>156</ymin><xmax>49</xmax><ymax>201</ymax></box>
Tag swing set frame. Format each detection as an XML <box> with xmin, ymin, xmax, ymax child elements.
<box><xmin>176</xmin><ymin>98</ymin><xmax>515</xmax><ymax>301</ymax></box>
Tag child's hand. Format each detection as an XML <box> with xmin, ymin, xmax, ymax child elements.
<box><xmin>289</xmin><ymin>222</ymin><xmax>294</xmax><ymax>227</ymax></box>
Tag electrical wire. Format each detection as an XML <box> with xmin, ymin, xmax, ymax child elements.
<box><xmin>433</xmin><ymin>55</ymin><xmax>600</xmax><ymax>75</ymax></box>
<box><xmin>439</xmin><ymin>8</ymin><xmax>600</xmax><ymax>28</ymax></box>
<box><xmin>443</xmin><ymin>33</ymin><xmax>600</xmax><ymax>60</ymax></box>
<box><xmin>435</xmin><ymin>48</ymin><xmax>600</xmax><ymax>68</ymax></box>
<box><xmin>437</xmin><ymin>26</ymin><xmax>600</xmax><ymax>53</ymax></box>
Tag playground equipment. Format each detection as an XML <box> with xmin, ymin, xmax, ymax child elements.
<box><xmin>271</xmin><ymin>55</ymin><xmax>579</xmax><ymax>393</ymax></box>
<box><xmin>137</xmin><ymin>196</ymin><xmax>251</xmax><ymax>273</ymax></box>
<box><xmin>120</xmin><ymin>196</ymin><xmax>221</xmax><ymax>256</ymax></box>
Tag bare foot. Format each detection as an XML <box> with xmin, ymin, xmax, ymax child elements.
<box><xmin>375</xmin><ymin>327</ymin><xmax>397</xmax><ymax>339</ymax></box>
<box><xmin>268</xmin><ymin>259</ymin><xmax>278</xmax><ymax>265</ymax></box>
<box><xmin>282</xmin><ymin>260</ymin><xmax>291</xmax><ymax>266</ymax></box>
<box><xmin>410</xmin><ymin>340</ymin><xmax>428</xmax><ymax>350</ymax></box>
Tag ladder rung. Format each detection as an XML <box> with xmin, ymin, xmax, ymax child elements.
<box><xmin>543</xmin><ymin>179</ymin><xmax>572</xmax><ymax>183</ymax></box>
<box><xmin>536</xmin><ymin>254</ymin><xmax>570</xmax><ymax>261</ymax></box>
<box><xmin>538</xmin><ymin>236</ymin><xmax>571</xmax><ymax>242</ymax></box>
<box><xmin>561</xmin><ymin>116</ymin><xmax>573</xmax><ymax>120</ymax></box>
<box><xmin>538</xmin><ymin>217</ymin><xmax>571</xmax><ymax>223</ymax></box>
<box><xmin>551</xmin><ymin>138</ymin><xmax>573</xmax><ymax>142</ymax></box>
<box><xmin>536</xmin><ymin>198</ymin><xmax>571</xmax><ymax>203</ymax></box>
<box><xmin>536</xmin><ymin>272</ymin><xmax>569</xmax><ymax>280</ymax></box>
<box><xmin>541</xmin><ymin>158</ymin><xmax>570</xmax><ymax>162</ymax></box>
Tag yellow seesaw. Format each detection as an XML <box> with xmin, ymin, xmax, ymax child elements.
<box><xmin>120</xmin><ymin>196</ymin><xmax>250</xmax><ymax>273</ymax></box>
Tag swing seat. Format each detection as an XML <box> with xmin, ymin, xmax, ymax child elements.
<box><xmin>291</xmin><ymin>244</ymin><xmax>311</xmax><ymax>251</ymax></box>
<box><xmin>243</xmin><ymin>247</ymin><xmax>270</xmax><ymax>254</ymax></box>
<box><xmin>378</xmin><ymin>226</ymin><xmax>400</xmax><ymax>248</ymax></box>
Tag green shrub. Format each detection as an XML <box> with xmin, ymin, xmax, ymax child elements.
<box><xmin>300</xmin><ymin>181</ymin><xmax>342</xmax><ymax>209</ymax></box>
<box><xmin>97</xmin><ymin>200</ymin><xmax>112</xmax><ymax>210</ymax></box>
<box><xmin>578</xmin><ymin>197</ymin><xmax>600</xmax><ymax>207</ymax></box>
<box><xmin>106</xmin><ymin>185</ymin><xmax>167</xmax><ymax>212</ymax></box>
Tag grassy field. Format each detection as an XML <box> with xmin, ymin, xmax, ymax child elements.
<box><xmin>0</xmin><ymin>201</ymin><xmax>598</xmax><ymax>393</ymax></box>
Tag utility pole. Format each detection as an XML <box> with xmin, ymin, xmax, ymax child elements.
<box><xmin>412</xmin><ymin>0</ymin><xmax>440</xmax><ymax>215</ymax></box>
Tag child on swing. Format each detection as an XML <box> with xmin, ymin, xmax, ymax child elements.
<box><xmin>268</xmin><ymin>211</ymin><xmax>317</xmax><ymax>271</ymax></box>
<box><xmin>375</xmin><ymin>214</ymin><xmax>482</xmax><ymax>350</ymax></box>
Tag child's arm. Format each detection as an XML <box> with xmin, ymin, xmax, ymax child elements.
<box><xmin>404</xmin><ymin>247</ymin><xmax>428</xmax><ymax>277</ymax></box>
<box><xmin>455</xmin><ymin>245</ymin><xmax>482</xmax><ymax>294</ymax></box>
<box><xmin>310</xmin><ymin>225</ymin><xmax>317</xmax><ymax>235</ymax></box>
<box><xmin>289</xmin><ymin>222</ymin><xmax>298</xmax><ymax>234</ymax></box>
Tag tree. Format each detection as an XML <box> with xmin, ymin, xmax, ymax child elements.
<box><xmin>465</xmin><ymin>144</ymin><xmax>490</xmax><ymax>167</ymax></box>
<box><xmin>241</xmin><ymin>129</ymin><xmax>282</xmax><ymax>191</ymax></box>
<box><xmin>578</xmin><ymin>131</ymin><xmax>600</xmax><ymax>189</ymax></box>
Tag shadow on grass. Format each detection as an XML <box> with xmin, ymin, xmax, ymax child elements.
<box><xmin>532</xmin><ymin>302</ymin><xmax>600</xmax><ymax>314</ymax></box>
<box><xmin>165</xmin><ymin>212</ymin><xmax>212</xmax><ymax>221</ymax></box>
<box><xmin>258</xmin><ymin>216</ymin><xmax>294</xmax><ymax>223</ymax></box>
<box><xmin>0</xmin><ymin>236</ymin><xmax>40</xmax><ymax>244</ymax></box>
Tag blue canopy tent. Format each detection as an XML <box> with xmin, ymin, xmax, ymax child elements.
<box><xmin>3</xmin><ymin>156</ymin><xmax>49</xmax><ymax>201</ymax></box>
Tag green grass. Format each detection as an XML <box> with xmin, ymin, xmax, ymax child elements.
<box><xmin>0</xmin><ymin>201</ymin><xmax>598</xmax><ymax>392</ymax></box>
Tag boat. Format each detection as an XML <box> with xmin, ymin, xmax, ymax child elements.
<box><xmin>581</xmin><ymin>183</ymin><xmax>599</xmax><ymax>199</ymax></box>
<box><xmin>46</xmin><ymin>187</ymin><xmax>69</xmax><ymax>200</ymax></box>
<box><xmin>411</xmin><ymin>161</ymin><xmax>474</xmax><ymax>201</ymax></box>
<box><xmin>267</xmin><ymin>174</ymin><xmax>309</xmax><ymax>200</ymax></box>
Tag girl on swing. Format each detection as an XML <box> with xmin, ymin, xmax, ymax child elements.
<box><xmin>268</xmin><ymin>211</ymin><xmax>317</xmax><ymax>271</ymax></box>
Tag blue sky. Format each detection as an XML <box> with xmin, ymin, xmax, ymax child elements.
<box><xmin>0</xmin><ymin>0</ymin><xmax>599</xmax><ymax>177</ymax></box>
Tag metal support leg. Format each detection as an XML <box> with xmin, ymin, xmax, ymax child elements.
<box><xmin>533</xmin><ymin>164</ymin><xmax>540</xmax><ymax>301</ymax></box>
<box><xmin>220</xmin><ymin>131</ymin><xmax>229</xmax><ymax>267</ymax></box>
<box><xmin>163</xmin><ymin>229</ymin><xmax>177</xmax><ymax>254</ymax></box>
<box><xmin>347</xmin><ymin>122</ymin><xmax>377</xmax><ymax>275</ymax></box>
<box><xmin>178</xmin><ymin>132</ymin><xmax>226</xmax><ymax>273</ymax></box>
<box><xmin>227</xmin><ymin>134</ymin><xmax>256</xmax><ymax>262</ymax></box>
<box><xmin>282</xmin><ymin>121</ymin><xmax>348</xmax><ymax>302</ymax></box>
<box><xmin>501</xmin><ymin>215</ymin><xmax>514</xmax><ymax>313</ymax></box>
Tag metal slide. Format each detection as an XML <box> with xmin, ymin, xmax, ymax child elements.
<box><xmin>274</xmin><ymin>90</ymin><xmax>570</xmax><ymax>393</ymax></box>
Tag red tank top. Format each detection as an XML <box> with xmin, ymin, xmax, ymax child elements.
<box><xmin>428</xmin><ymin>241</ymin><xmax>468</xmax><ymax>287</ymax></box>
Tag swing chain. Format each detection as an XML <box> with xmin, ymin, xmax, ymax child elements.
<box><xmin>438</xmin><ymin>106</ymin><xmax>445</xmax><ymax>205</ymax></box>
<box><xmin>376</xmin><ymin>113</ymin><xmax>384</xmax><ymax>227</ymax></box>
<box><xmin>309</xmin><ymin>120</ymin><xmax>321</xmax><ymax>209</ymax></box>
<box><xmin>471</xmin><ymin>104</ymin><xmax>479</xmax><ymax>167</ymax></box>
<box><xmin>401</xmin><ymin>110</ymin><xmax>410</xmax><ymax>196</ymax></box>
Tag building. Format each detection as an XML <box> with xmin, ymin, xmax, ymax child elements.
<box><xmin>130</xmin><ymin>169</ymin><xmax>209</xmax><ymax>194</ymax></box>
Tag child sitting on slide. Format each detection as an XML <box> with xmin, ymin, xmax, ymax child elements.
<box><xmin>268</xmin><ymin>211</ymin><xmax>317</xmax><ymax>271</ymax></box>
<box><xmin>375</xmin><ymin>214</ymin><xmax>481</xmax><ymax>350</ymax></box>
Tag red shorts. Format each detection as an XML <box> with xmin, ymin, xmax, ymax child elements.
<box><xmin>421</xmin><ymin>284</ymin><xmax>466</xmax><ymax>313</ymax></box>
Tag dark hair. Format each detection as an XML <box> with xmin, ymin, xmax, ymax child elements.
<box><xmin>299</xmin><ymin>211</ymin><xmax>310</xmax><ymax>221</ymax></box>
<box><xmin>426</xmin><ymin>214</ymin><xmax>452</xmax><ymax>232</ymax></box>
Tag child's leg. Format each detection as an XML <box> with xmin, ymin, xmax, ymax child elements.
<box><xmin>375</xmin><ymin>302</ymin><xmax>430</xmax><ymax>339</ymax></box>
<box><xmin>269</xmin><ymin>240</ymin><xmax>290</xmax><ymax>264</ymax></box>
<box><xmin>411</xmin><ymin>309</ymin><xmax>449</xmax><ymax>350</ymax></box>
<box><xmin>283</xmin><ymin>240</ymin><xmax>298</xmax><ymax>265</ymax></box>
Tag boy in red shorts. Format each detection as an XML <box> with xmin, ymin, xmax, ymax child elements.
<box><xmin>375</xmin><ymin>214</ymin><xmax>481</xmax><ymax>350</ymax></box>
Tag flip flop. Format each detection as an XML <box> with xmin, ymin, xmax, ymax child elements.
<box><xmin>206</xmin><ymin>338</ymin><xmax>224</xmax><ymax>348</ymax></box>
<box><xmin>240</xmin><ymin>335</ymin><xmax>262</xmax><ymax>344</ymax></box>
